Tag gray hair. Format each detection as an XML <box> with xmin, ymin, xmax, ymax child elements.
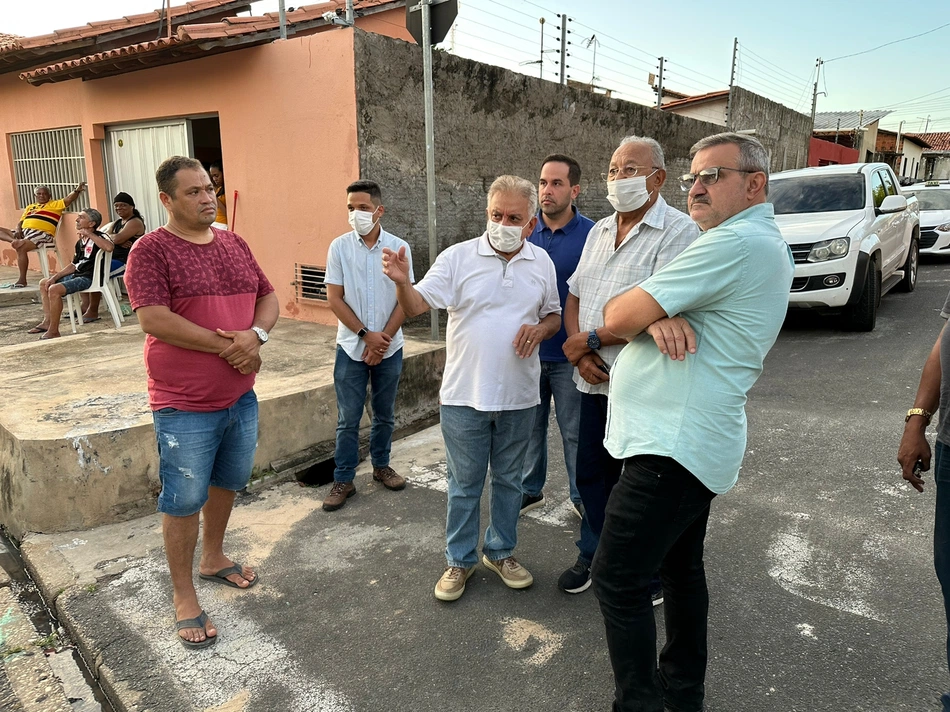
<box><xmin>619</xmin><ymin>135</ymin><xmax>666</xmax><ymax>170</ymax></box>
<box><xmin>690</xmin><ymin>132</ymin><xmax>770</xmax><ymax>194</ymax></box>
<box><xmin>35</xmin><ymin>185</ymin><xmax>51</xmax><ymax>195</ymax></box>
<box><xmin>487</xmin><ymin>175</ymin><xmax>538</xmax><ymax>217</ymax></box>
<box><xmin>82</xmin><ymin>208</ymin><xmax>103</xmax><ymax>229</ymax></box>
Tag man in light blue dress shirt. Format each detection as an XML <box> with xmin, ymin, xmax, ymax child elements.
<box><xmin>593</xmin><ymin>133</ymin><xmax>794</xmax><ymax>712</ymax></box>
<box><xmin>324</xmin><ymin>180</ymin><xmax>414</xmax><ymax>512</ymax></box>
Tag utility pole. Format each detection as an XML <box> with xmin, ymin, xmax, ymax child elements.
<box><xmin>808</xmin><ymin>57</ymin><xmax>823</xmax><ymax>128</ymax></box>
<box><xmin>726</xmin><ymin>37</ymin><xmax>738</xmax><ymax>128</ymax></box>
<box><xmin>918</xmin><ymin>115</ymin><xmax>932</xmax><ymax>132</ymax></box>
<box><xmin>833</xmin><ymin>117</ymin><xmax>840</xmax><ymax>144</ymax></box>
<box><xmin>655</xmin><ymin>56</ymin><xmax>664</xmax><ymax>109</ymax></box>
<box><xmin>896</xmin><ymin>119</ymin><xmax>905</xmax><ymax>175</ymax></box>
<box><xmin>558</xmin><ymin>14</ymin><xmax>570</xmax><ymax>85</ymax></box>
<box><xmin>538</xmin><ymin>17</ymin><xmax>545</xmax><ymax>79</ymax></box>
<box><xmin>806</xmin><ymin>57</ymin><xmax>823</xmax><ymax>165</ymax></box>
<box><xmin>278</xmin><ymin>0</ymin><xmax>287</xmax><ymax>39</ymax></box>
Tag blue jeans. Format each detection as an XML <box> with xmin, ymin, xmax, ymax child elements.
<box><xmin>576</xmin><ymin>392</ymin><xmax>624</xmax><ymax>565</ymax></box>
<box><xmin>333</xmin><ymin>346</ymin><xmax>403</xmax><ymax>483</ymax></box>
<box><xmin>592</xmin><ymin>455</ymin><xmax>716</xmax><ymax>712</ymax></box>
<box><xmin>522</xmin><ymin>360</ymin><xmax>581</xmax><ymax>503</ymax></box>
<box><xmin>441</xmin><ymin>404</ymin><xmax>536</xmax><ymax>568</ymax></box>
<box><xmin>935</xmin><ymin>441</ymin><xmax>950</xmax><ymax>711</ymax></box>
<box><xmin>152</xmin><ymin>390</ymin><xmax>259</xmax><ymax>517</ymax></box>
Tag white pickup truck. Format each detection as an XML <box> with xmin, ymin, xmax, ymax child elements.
<box><xmin>768</xmin><ymin>163</ymin><xmax>919</xmax><ymax>331</ymax></box>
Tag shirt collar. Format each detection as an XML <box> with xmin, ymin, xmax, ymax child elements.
<box><xmin>709</xmin><ymin>202</ymin><xmax>774</xmax><ymax>232</ymax></box>
<box><xmin>534</xmin><ymin>205</ymin><xmax>580</xmax><ymax>236</ymax></box>
<box><xmin>478</xmin><ymin>232</ymin><xmax>535</xmax><ymax>260</ymax></box>
<box><xmin>355</xmin><ymin>227</ymin><xmax>387</xmax><ymax>249</ymax></box>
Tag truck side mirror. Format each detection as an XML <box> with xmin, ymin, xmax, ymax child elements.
<box><xmin>877</xmin><ymin>194</ymin><xmax>907</xmax><ymax>214</ymax></box>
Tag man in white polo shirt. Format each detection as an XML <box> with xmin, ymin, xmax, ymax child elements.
<box><xmin>382</xmin><ymin>175</ymin><xmax>561</xmax><ymax>602</ymax></box>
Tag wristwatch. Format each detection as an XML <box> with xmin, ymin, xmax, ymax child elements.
<box><xmin>357</xmin><ymin>327</ymin><xmax>367</xmax><ymax>339</ymax></box>
<box><xmin>251</xmin><ymin>326</ymin><xmax>269</xmax><ymax>344</ymax></box>
<box><xmin>586</xmin><ymin>328</ymin><xmax>601</xmax><ymax>351</ymax></box>
<box><xmin>905</xmin><ymin>407</ymin><xmax>933</xmax><ymax>424</ymax></box>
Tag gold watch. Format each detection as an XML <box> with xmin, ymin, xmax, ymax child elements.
<box><xmin>905</xmin><ymin>407</ymin><xmax>933</xmax><ymax>424</ymax></box>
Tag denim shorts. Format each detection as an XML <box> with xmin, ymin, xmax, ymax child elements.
<box><xmin>152</xmin><ymin>390</ymin><xmax>259</xmax><ymax>516</ymax></box>
<box><xmin>58</xmin><ymin>274</ymin><xmax>92</xmax><ymax>295</ymax></box>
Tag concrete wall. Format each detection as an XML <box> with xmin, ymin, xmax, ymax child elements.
<box><xmin>809</xmin><ymin>137</ymin><xmax>860</xmax><ymax>166</ymax></box>
<box><xmin>353</xmin><ymin>32</ymin><xmax>812</xmax><ymax>274</ymax></box>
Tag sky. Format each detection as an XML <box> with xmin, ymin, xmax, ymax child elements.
<box><xmin>4</xmin><ymin>0</ymin><xmax>950</xmax><ymax>133</ymax></box>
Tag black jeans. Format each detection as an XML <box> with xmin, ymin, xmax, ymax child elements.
<box><xmin>592</xmin><ymin>455</ymin><xmax>716</xmax><ymax>712</ymax></box>
<box><xmin>575</xmin><ymin>392</ymin><xmax>624</xmax><ymax>564</ymax></box>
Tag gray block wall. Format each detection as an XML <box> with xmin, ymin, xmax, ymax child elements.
<box><xmin>353</xmin><ymin>30</ymin><xmax>810</xmax><ymax>276</ymax></box>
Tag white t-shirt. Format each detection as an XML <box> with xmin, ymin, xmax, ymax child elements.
<box><xmin>415</xmin><ymin>234</ymin><xmax>561</xmax><ymax>411</ymax></box>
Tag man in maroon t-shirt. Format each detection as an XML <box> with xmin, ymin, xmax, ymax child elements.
<box><xmin>125</xmin><ymin>156</ymin><xmax>278</xmax><ymax>649</ymax></box>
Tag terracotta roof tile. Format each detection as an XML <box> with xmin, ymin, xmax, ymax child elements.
<box><xmin>906</xmin><ymin>132</ymin><xmax>950</xmax><ymax>152</ymax></box>
<box><xmin>659</xmin><ymin>90</ymin><xmax>729</xmax><ymax>111</ymax></box>
<box><xmin>20</xmin><ymin>0</ymin><xmax>405</xmax><ymax>84</ymax></box>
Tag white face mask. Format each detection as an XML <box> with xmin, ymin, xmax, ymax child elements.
<box><xmin>486</xmin><ymin>219</ymin><xmax>527</xmax><ymax>253</ymax></box>
<box><xmin>606</xmin><ymin>172</ymin><xmax>656</xmax><ymax>213</ymax></box>
<box><xmin>348</xmin><ymin>207</ymin><xmax>379</xmax><ymax>236</ymax></box>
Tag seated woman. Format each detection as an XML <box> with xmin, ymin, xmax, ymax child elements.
<box><xmin>210</xmin><ymin>161</ymin><xmax>227</xmax><ymax>226</ymax></box>
<box><xmin>82</xmin><ymin>192</ymin><xmax>145</xmax><ymax>323</ymax></box>
<box><xmin>30</xmin><ymin>208</ymin><xmax>113</xmax><ymax>340</ymax></box>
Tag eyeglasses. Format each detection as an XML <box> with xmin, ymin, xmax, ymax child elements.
<box><xmin>678</xmin><ymin>166</ymin><xmax>757</xmax><ymax>192</ymax></box>
<box><xmin>602</xmin><ymin>165</ymin><xmax>660</xmax><ymax>182</ymax></box>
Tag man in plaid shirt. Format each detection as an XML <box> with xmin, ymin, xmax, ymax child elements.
<box><xmin>557</xmin><ymin>135</ymin><xmax>699</xmax><ymax>595</ymax></box>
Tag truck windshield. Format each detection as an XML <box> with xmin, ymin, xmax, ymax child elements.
<box><xmin>903</xmin><ymin>189</ymin><xmax>950</xmax><ymax>211</ymax></box>
<box><xmin>769</xmin><ymin>175</ymin><xmax>865</xmax><ymax>214</ymax></box>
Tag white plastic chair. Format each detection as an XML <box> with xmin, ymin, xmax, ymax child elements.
<box><xmin>35</xmin><ymin>244</ymin><xmax>52</xmax><ymax>281</ymax></box>
<box><xmin>64</xmin><ymin>249</ymin><xmax>123</xmax><ymax>333</ymax></box>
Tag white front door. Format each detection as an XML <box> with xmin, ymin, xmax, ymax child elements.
<box><xmin>103</xmin><ymin>120</ymin><xmax>193</xmax><ymax>233</ymax></box>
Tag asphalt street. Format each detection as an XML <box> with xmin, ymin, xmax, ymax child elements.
<box><xmin>26</xmin><ymin>257</ymin><xmax>950</xmax><ymax>712</ymax></box>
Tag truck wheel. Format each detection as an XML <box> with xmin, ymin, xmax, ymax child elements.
<box><xmin>846</xmin><ymin>260</ymin><xmax>880</xmax><ymax>332</ymax></box>
<box><xmin>896</xmin><ymin>237</ymin><xmax>918</xmax><ymax>293</ymax></box>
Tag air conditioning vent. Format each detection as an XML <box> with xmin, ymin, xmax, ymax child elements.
<box><xmin>295</xmin><ymin>264</ymin><xmax>328</xmax><ymax>301</ymax></box>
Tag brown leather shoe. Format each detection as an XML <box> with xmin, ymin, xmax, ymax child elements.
<box><xmin>373</xmin><ymin>466</ymin><xmax>406</xmax><ymax>491</ymax></box>
<box><xmin>322</xmin><ymin>481</ymin><xmax>355</xmax><ymax>511</ymax></box>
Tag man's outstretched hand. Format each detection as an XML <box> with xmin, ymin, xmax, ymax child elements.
<box><xmin>382</xmin><ymin>246</ymin><xmax>411</xmax><ymax>285</ymax></box>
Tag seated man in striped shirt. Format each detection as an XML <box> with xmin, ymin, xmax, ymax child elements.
<box><xmin>1</xmin><ymin>182</ymin><xmax>86</xmax><ymax>288</ymax></box>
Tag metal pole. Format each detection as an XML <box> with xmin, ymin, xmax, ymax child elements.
<box><xmin>421</xmin><ymin>0</ymin><xmax>440</xmax><ymax>340</ymax></box>
<box><xmin>559</xmin><ymin>16</ymin><xmax>567</xmax><ymax>85</ymax></box>
<box><xmin>834</xmin><ymin>117</ymin><xmax>840</xmax><ymax>144</ymax></box>
<box><xmin>278</xmin><ymin>0</ymin><xmax>287</xmax><ymax>40</ymax></box>
<box><xmin>540</xmin><ymin>19</ymin><xmax>545</xmax><ymax>79</ymax></box>
<box><xmin>655</xmin><ymin>56</ymin><xmax>664</xmax><ymax>109</ymax></box>
<box><xmin>167</xmin><ymin>0</ymin><xmax>173</xmax><ymax>39</ymax></box>
<box><xmin>726</xmin><ymin>37</ymin><xmax>737</xmax><ymax>128</ymax></box>
<box><xmin>346</xmin><ymin>0</ymin><xmax>355</xmax><ymax>25</ymax></box>
<box><xmin>807</xmin><ymin>58</ymin><xmax>822</xmax><ymax>165</ymax></box>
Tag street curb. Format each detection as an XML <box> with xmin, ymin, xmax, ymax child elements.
<box><xmin>0</xmin><ymin>587</ymin><xmax>72</xmax><ymax>712</ymax></box>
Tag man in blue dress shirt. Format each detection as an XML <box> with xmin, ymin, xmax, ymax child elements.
<box><xmin>521</xmin><ymin>154</ymin><xmax>595</xmax><ymax>518</ymax></box>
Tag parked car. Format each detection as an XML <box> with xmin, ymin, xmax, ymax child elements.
<box><xmin>902</xmin><ymin>180</ymin><xmax>950</xmax><ymax>255</ymax></box>
<box><xmin>768</xmin><ymin>163</ymin><xmax>920</xmax><ymax>331</ymax></box>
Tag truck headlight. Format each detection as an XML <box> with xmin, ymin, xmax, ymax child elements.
<box><xmin>807</xmin><ymin>237</ymin><xmax>850</xmax><ymax>262</ymax></box>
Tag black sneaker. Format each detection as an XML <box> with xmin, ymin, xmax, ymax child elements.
<box><xmin>558</xmin><ymin>560</ymin><xmax>591</xmax><ymax>594</ymax></box>
<box><xmin>651</xmin><ymin>585</ymin><xmax>664</xmax><ymax>607</ymax></box>
<box><xmin>571</xmin><ymin>500</ymin><xmax>585</xmax><ymax>520</ymax></box>
<box><xmin>519</xmin><ymin>492</ymin><xmax>545</xmax><ymax>515</ymax></box>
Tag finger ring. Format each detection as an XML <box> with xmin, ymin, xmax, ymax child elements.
<box><xmin>526</xmin><ymin>340</ymin><xmax>532</xmax><ymax>343</ymax></box>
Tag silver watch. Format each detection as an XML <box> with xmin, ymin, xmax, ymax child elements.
<box><xmin>251</xmin><ymin>326</ymin><xmax>269</xmax><ymax>344</ymax></box>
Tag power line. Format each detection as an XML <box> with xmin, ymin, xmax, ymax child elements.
<box><xmin>825</xmin><ymin>21</ymin><xmax>950</xmax><ymax>63</ymax></box>
<box><xmin>738</xmin><ymin>43</ymin><xmax>812</xmax><ymax>84</ymax></box>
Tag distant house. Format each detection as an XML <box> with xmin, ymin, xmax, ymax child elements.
<box><xmin>872</xmin><ymin>129</ymin><xmax>929</xmax><ymax>181</ymax></box>
<box><xmin>906</xmin><ymin>132</ymin><xmax>950</xmax><ymax>180</ymax></box>
<box><xmin>0</xmin><ymin>0</ymin><xmax>412</xmax><ymax>325</ymax></box>
<box><xmin>659</xmin><ymin>90</ymin><xmax>730</xmax><ymax>127</ymax></box>
<box><xmin>812</xmin><ymin>110</ymin><xmax>890</xmax><ymax>163</ymax></box>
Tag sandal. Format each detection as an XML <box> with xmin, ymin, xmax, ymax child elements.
<box><xmin>175</xmin><ymin>610</ymin><xmax>217</xmax><ymax>649</ymax></box>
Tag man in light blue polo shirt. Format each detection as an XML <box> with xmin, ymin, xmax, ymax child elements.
<box><xmin>592</xmin><ymin>133</ymin><xmax>794</xmax><ymax>712</ymax></box>
<box><xmin>521</xmin><ymin>153</ymin><xmax>595</xmax><ymax>517</ymax></box>
<box><xmin>324</xmin><ymin>180</ymin><xmax>413</xmax><ymax>512</ymax></box>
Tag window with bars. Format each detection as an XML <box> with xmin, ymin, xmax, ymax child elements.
<box><xmin>294</xmin><ymin>264</ymin><xmax>328</xmax><ymax>301</ymax></box>
<box><xmin>10</xmin><ymin>127</ymin><xmax>90</xmax><ymax>211</ymax></box>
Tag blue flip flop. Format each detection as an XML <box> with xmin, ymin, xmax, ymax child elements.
<box><xmin>199</xmin><ymin>563</ymin><xmax>259</xmax><ymax>589</ymax></box>
<box><xmin>175</xmin><ymin>610</ymin><xmax>216</xmax><ymax>649</ymax></box>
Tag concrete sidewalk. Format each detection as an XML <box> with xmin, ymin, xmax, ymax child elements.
<box><xmin>20</xmin><ymin>424</ymin><xmax>605</xmax><ymax>712</ymax></box>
